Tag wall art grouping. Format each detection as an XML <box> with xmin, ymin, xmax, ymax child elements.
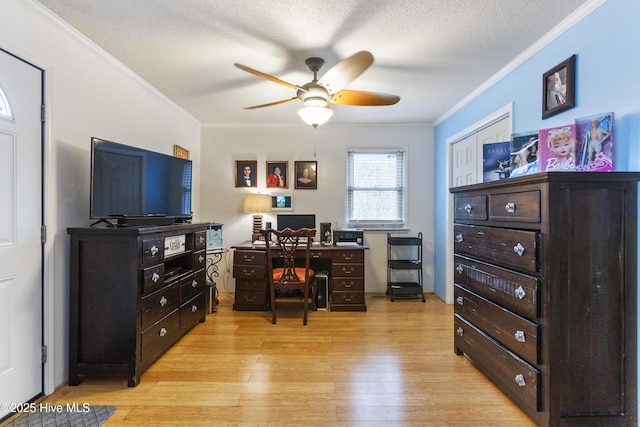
<box><xmin>235</xmin><ymin>160</ymin><xmax>318</xmax><ymax>189</ymax></box>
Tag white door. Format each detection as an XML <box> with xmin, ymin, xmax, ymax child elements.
<box><xmin>0</xmin><ymin>49</ymin><xmax>44</xmax><ymax>419</ymax></box>
<box><xmin>452</xmin><ymin>133</ymin><xmax>478</xmax><ymax>186</ymax></box>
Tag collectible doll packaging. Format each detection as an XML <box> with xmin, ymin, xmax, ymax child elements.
<box><xmin>509</xmin><ymin>132</ymin><xmax>539</xmax><ymax>178</ymax></box>
<box><xmin>538</xmin><ymin>124</ymin><xmax>578</xmax><ymax>171</ymax></box>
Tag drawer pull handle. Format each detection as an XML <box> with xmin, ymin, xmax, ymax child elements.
<box><xmin>514</xmin><ymin>286</ymin><xmax>526</xmax><ymax>299</ymax></box>
<box><xmin>515</xmin><ymin>374</ymin><xmax>526</xmax><ymax>387</ymax></box>
<box><xmin>160</xmin><ymin>296</ymin><xmax>167</xmax><ymax>307</ymax></box>
<box><xmin>344</xmin><ymin>297</ymin><xmax>352</xmax><ymax>302</ymax></box>
<box><xmin>243</xmin><ymin>255</ymin><xmax>255</xmax><ymax>262</ymax></box>
<box><xmin>505</xmin><ymin>202</ymin><xmax>515</xmax><ymax>213</ymax></box>
<box><xmin>342</xmin><ymin>254</ymin><xmax>353</xmax><ymax>261</ymax></box>
<box><xmin>199</xmin><ymin>235</ymin><xmax>205</xmax><ymax>245</ymax></box>
<box><xmin>513</xmin><ymin>243</ymin><xmax>525</xmax><ymax>256</ymax></box>
<box><xmin>150</xmin><ymin>245</ymin><xmax>159</xmax><ymax>256</ymax></box>
<box><xmin>456</xmin><ymin>327</ymin><xmax>464</xmax><ymax>337</ymax></box>
<box><xmin>199</xmin><ymin>254</ymin><xmax>205</xmax><ymax>263</ymax></box>
<box><xmin>344</xmin><ymin>283</ymin><xmax>353</xmax><ymax>288</ymax></box>
<box><xmin>515</xmin><ymin>330</ymin><xmax>526</xmax><ymax>342</ymax></box>
<box><xmin>456</xmin><ymin>296</ymin><xmax>464</xmax><ymax>305</ymax></box>
<box><xmin>464</xmin><ymin>203</ymin><xmax>473</xmax><ymax>213</ymax></box>
<box><xmin>192</xmin><ymin>279</ymin><xmax>198</xmax><ymax>287</ymax></box>
<box><xmin>456</xmin><ymin>265</ymin><xmax>463</xmax><ymax>274</ymax></box>
<box><xmin>343</xmin><ymin>268</ymin><xmax>354</xmax><ymax>274</ymax></box>
<box><xmin>191</xmin><ymin>304</ymin><xmax>198</xmax><ymax>312</ymax></box>
<box><xmin>455</xmin><ymin>234</ymin><xmax>463</xmax><ymax>243</ymax></box>
<box><xmin>243</xmin><ymin>269</ymin><xmax>255</xmax><ymax>276</ymax></box>
<box><xmin>159</xmin><ymin>327</ymin><xmax>167</xmax><ymax>337</ymax></box>
<box><xmin>152</xmin><ymin>272</ymin><xmax>160</xmax><ymax>283</ymax></box>
<box><xmin>312</xmin><ymin>252</ymin><xmax>321</xmax><ymax>258</ymax></box>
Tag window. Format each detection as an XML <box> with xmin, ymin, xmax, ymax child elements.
<box><xmin>347</xmin><ymin>149</ymin><xmax>405</xmax><ymax>229</ymax></box>
<box><xmin>0</xmin><ymin>84</ymin><xmax>13</xmax><ymax>120</ymax></box>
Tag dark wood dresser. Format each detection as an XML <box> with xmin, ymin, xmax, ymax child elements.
<box><xmin>68</xmin><ymin>223</ymin><xmax>208</xmax><ymax>387</ymax></box>
<box><xmin>451</xmin><ymin>172</ymin><xmax>639</xmax><ymax>426</ymax></box>
<box><xmin>232</xmin><ymin>244</ymin><xmax>367</xmax><ymax>312</ymax></box>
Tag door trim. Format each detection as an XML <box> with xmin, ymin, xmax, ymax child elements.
<box><xmin>444</xmin><ymin>103</ymin><xmax>512</xmax><ymax>304</ymax></box>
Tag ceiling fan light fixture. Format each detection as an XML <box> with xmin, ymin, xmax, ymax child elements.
<box><xmin>297</xmin><ymin>106</ymin><xmax>333</xmax><ymax>128</ymax></box>
<box><xmin>303</xmin><ymin>96</ymin><xmax>328</xmax><ymax>108</ymax></box>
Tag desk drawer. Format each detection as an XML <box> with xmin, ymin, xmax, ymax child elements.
<box><xmin>454</xmin><ymin>255</ymin><xmax>538</xmax><ymax>319</ymax></box>
<box><xmin>332</xmin><ymin>278</ymin><xmax>364</xmax><ymax>292</ymax></box>
<box><xmin>454</xmin><ymin>314</ymin><xmax>540</xmax><ymax>412</ymax></box>
<box><xmin>235</xmin><ymin>278</ymin><xmax>267</xmax><ymax>292</ymax></box>
<box><xmin>454</xmin><ymin>224</ymin><xmax>538</xmax><ymax>274</ymax></box>
<box><xmin>332</xmin><ymin>263</ymin><xmax>364</xmax><ymax>278</ymax></box>
<box><xmin>332</xmin><ymin>291</ymin><xmax>365</xmax><ymax>305</ymax></box>
<box><xmin>233</xmin><ymin>264</ymin><xmax>266</xmax><ymax>279</ymax></box>
<box><xmin>234</xmin><ymin>250</ymin><xmax>266</xmax><ymax>265</ymax></box>
<box><xmin>234</xmin><ymin>290</ymin><xmax>267</xmax><ymax>306</ymax></box>
<box><xmin>332</xmin><ymin>250</ymin><xmax>364</xmax><ymax>264</ymax></box>
<box><xmin>455</xmin><ymin>285</ymin><xmax>539</xmax><ymax>364</ymax></box>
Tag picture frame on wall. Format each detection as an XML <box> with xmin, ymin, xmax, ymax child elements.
<box><xmin>294</xmin><ymin>160</ymin><xmax>317</xmax><ymax>189</ymax></box>
<box><xmin>235</xmin><ymin>160</ymin><xmax>257</xmax><ymax>187</ymax></box>
<box><xmin>271</xmin><ymin>194</ymin><xmax>293</xmax><ymax>211</ymax></box>
<box><xmin>173</xmin><ymin>144</ymin><xmax>189</xmax><ymax>159</ymax></box>
<box><xmin>266</xmin><ymin>161</ymin><xmax>288</xmax><ymax>188</ymax></box>
<box><xmin>542</xmin><ymin>54</ymin><xmax>576</xmax><ymax>119</ymax></box>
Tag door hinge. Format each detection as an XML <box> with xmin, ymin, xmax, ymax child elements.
<box><xmin>41</xmin><ymin>225</ymin><xmax>47</xmax><ymax>244</ymax></box>
<box><xmin>41</xmin><ymin>345</ymin><xmax>47</xmax><ymax>363</ymax></box>
<box><xmin>41</xmin><ymin>105</ymin><xmax>46</xmax><ymax>123</ymax></box>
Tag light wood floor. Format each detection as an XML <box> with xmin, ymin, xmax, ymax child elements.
<box><xmin>36</xmin><ymin>293</ymin><xmax>535</xmax><ymax>426</ymax></box>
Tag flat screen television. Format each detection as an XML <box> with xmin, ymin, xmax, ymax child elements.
<box><xmin>276</xmin><ymin>214</ymin><xmax>316</xmax><ymax>231</ymax></box>
<box><xmin>90</xmin><ymin>137</ymin><xmax>192</xmax><ymax>226</ymax></box>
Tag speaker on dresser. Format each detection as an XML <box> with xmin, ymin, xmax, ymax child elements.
<box><xmin>320</xmin><ymin>222</ymin><xmax>332</xmax><ymax>245</ymax></box>
<box><xmin>315</xmin><ymin>271</ymin><xmax>329</xmax><ymax>310</ymax></box>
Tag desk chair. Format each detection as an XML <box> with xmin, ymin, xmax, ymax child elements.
<box><xmin>261</xmin><ymin>228</ymin><xmax>317</xmax><ymax>325</ymax></box>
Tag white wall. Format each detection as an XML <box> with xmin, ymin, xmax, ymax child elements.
<box><xmin>1</xmin><ymin>0</ymin><xmax>202</xmax><ymax>390</ymax></box>
<box><xmin>200</xmin><ymin>124</ymin><xmax>435</xmax><ymax>294</ymax></box>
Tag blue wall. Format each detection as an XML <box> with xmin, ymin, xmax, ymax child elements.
<box><xmin>434</xmin><ymin>0</ymin><xmax>640</xmax><ymax>298</ymax></box>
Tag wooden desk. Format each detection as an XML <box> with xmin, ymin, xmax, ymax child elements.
<box><xmin>231</xmin><ymin>242</ymin><xmax>368</xmax><ymax>312</ymax></box>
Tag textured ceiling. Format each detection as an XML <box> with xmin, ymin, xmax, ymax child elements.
<box><xmin>35</xmin><ymin>0</ymin><xmax>590</xmax><ymax>126</ymax></box>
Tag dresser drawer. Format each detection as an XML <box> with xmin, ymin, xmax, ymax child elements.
<box><xmin>194</xmin><ymin>230</ymin><xmax>207</xmax><ymax>251</ymax></box>
<box><xmin>332</xmin><ymin>278</ymin><xmax>364</xmax><ymax>292</ymax></box>
<box><xmin>141</xmin><ymin>282</ymin><xmax>180</xmax><ymax>329</ymax></box>
<box><xmin>332</xmin><ymin>291</ymin><xmax>365</xmax><ymax>305</ymax></box>
<box><xmin>180</xmin><ymin>292</ymin><xmax>205</xmax><ymax>330</ymax></box>
<box><xmin>332</xmin><ymin>250</ymin><xmax>364</xmax><ymax>264</ymax></box>
<box><xmin>332</xmin><ymin>263</ymin><xmax>364</xmax><ymax>278</ymax></box>
<box><xmin>180</xmin><ymin>270</ymin><xmax>206</xmax><ymax>304</ymax></box>
<box><xmin>454</xmin><ymin>224</ymin><xmax>538</xmax><ymax>274</ymax></box>
<box><xmin>489</xmin><ymin>191</ymin><xmax>540</xmax><ymax>223</ymax></box>
<box><xmin>142</xmin><ymin>264</ymin><xmax>164</xmax><ymax>294</ymax></box>
<box><xmin>454</xmin><ymin>255</ymin><xmax>538</xmax><ymax>319</ymax></box>
<box><xmin>455</xmin><ymin>285</ymin><xmax>539</xmax><ymax>364</ymax></box>
<box><xmin>141</xmin><ymin>309</ymin><xmax>180</xmax><ymax>370</ymax></box>
<box><xmin>142</xmin><ymin>238</ymin><xmax>164</xmax><ymax>266</ymax></box>
<box><xmin>234</xmin><ymin>250</ymin><xmax>266</xmax><ymax>265</ymax></box>
<box><xmin>454</xmin><ymin>314</ymin><xmax>540</xmax><ymax>412</ymax></box>
<box><xmin>193</xmin><ymin>249</ymin><xmax>207</xmax><ymax>271</ymax></box>
<box><xmin>454</xmin><ymin>194</ymin><xmax>487</xmax><ymax>221</ymax></box>
<box><xmin>233</xmin><ymin>264</ymin><xmax>266</xmax><ymax>279</ymax></box>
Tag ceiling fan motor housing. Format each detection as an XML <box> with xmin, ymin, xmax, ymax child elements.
<box><xmin>297</xmin><ymin>83</ymin><xmax>330</xmax><ymax>107</ymax></box>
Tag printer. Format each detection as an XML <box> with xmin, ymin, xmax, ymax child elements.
<box><xmin>333</xmin><ymin>229</ymin><xmax>364</xmax><ymax>246</ymax></box>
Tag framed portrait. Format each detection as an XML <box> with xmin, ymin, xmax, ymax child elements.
<box><xmin>235</xmin><ymin>160</ymin><xmax>257</xmax><ymax>187</ymax></box>
<box><xmin>266</xmin><ymin>161</ymin><xmax>288</xmax><ymax>188</ymax></box>
<box><xmin>271</xmin><ymin>194</ymin><xmax>293</xmax><ymax>211</ymax></box>
<box><xmin>294</xmin><ymin>161</ymin><xmax>317</xmax><ymax>189</ymax></box>
<box><xmin>542</xmin><ymin>54</ymin><xmax>576</xmax><ymax>119</ymax></box>
<box><xmin>173</xmin><ymin>144</ymin><xmax>189</xmax><ymax>159</ymax></box>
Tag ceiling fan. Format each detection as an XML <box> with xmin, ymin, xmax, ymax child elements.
<box><xmin>234</xmin><ymin>51</ymin><xmax>400</xmax><ymax>127</ymax></box>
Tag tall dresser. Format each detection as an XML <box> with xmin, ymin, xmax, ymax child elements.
<box><xmin>450</xmin><ymin>172</ymin><xmax>638</xmax><ymax>426</ymax></box>
<box><xmin>68</xmin><ymin>223</ymin><xmax>208</xmax><ymax>387</ymax></box>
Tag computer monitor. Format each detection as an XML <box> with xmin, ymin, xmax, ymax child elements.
<box><xmin>276</xmin><ymin>214</ymin><xmax>316</xmax><ymax>231</ymax></box>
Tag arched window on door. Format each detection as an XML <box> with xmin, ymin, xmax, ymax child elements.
<box><xmin>0</xmin><ymin>84</ymin><xmax>14</xmax><ymax>120</ymax></box>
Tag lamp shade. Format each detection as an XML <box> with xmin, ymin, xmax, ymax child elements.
<box><xmin>243</xmin><ymin>193</ymin><xmax>272</xmax><ymax>214</ymax></box>
<box><xmin>297</xmin><ymin>106</ymin><xmax>333</xmax><ymax>128</ymax></box>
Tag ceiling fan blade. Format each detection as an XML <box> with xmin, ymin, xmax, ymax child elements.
<box><xmin>234</xmin><ymin>63</ymin><xmax>307</xmax><ymax>92</ymax></box>
<box><xmin>318</xmin><ymin>51</ymin><xmax>374</xmax><ymax>94</ymax></box>
<box><xmin>330</xmin><ymin>90</ymin><xmax>400</xmax><ymax>106</ymax></box>
<box><xmin>243</xmin><ymin>97</ymin><xmax>298</xmax><ymax>109</ymax></box>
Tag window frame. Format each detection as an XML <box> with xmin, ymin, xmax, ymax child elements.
<box><xmin>346</xmin><ymin>148</ymin><xmax>407</xmax><ymax>230</ymax></box>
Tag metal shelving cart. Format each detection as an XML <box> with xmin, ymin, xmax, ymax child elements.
<box><xmin>387</xmin><ymin>232</ymin><xmax>425</xmax><ymax>302</ymax></box>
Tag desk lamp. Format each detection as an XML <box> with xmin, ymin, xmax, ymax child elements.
<box><xmin>243</xmin><ymin>193</ymin><xmax>272</xmax><ymax>241</ymax></box>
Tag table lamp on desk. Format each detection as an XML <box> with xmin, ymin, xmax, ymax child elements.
<box><xmin>243</xmin><ymin>193</ymin><xmax>272</xmax><ymax>242</ymax></box>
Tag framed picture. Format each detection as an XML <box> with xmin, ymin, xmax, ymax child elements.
<box><xmin>542</xmin><ymin>54</ymin><xmax>576</xmax><ymax>119</ymax></box>
<box><xmin>235</xmin><ymin>160</ymin><xmax>257</xmax><ymax>187</ymax></box>
<box><xmin>266</xmin><ymin>161</ymin><xmax>288</xmax><ymax>188</ymax></box>
<box><xmin>173</xmin><ymin>144</ymin><xmax>189</xmax><ymax>159</ymax></box>
<box><xmin>294</xmin><ymin>161</ymin><xmax>317</xmax><ymax>189</ymax></box>
<box><xmin>271</xmin><ymin>194</ymin><xmax>293</xmax><ymax>211</ymax></box>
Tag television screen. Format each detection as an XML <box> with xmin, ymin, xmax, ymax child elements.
<box><xmin>276</xmin><ymin>214</ymin><xmax>315</xmax><ymax>231</ymax></box>
<box><xmin>90</xmin><ymin>138</ymin><xmax>192</xmax><ymax>220</ymax></box>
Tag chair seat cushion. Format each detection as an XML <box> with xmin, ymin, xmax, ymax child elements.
<box><xmin>272</xmin><ymin>267</ymin><xmax>315</xmax><ymax>282</ymax></box>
